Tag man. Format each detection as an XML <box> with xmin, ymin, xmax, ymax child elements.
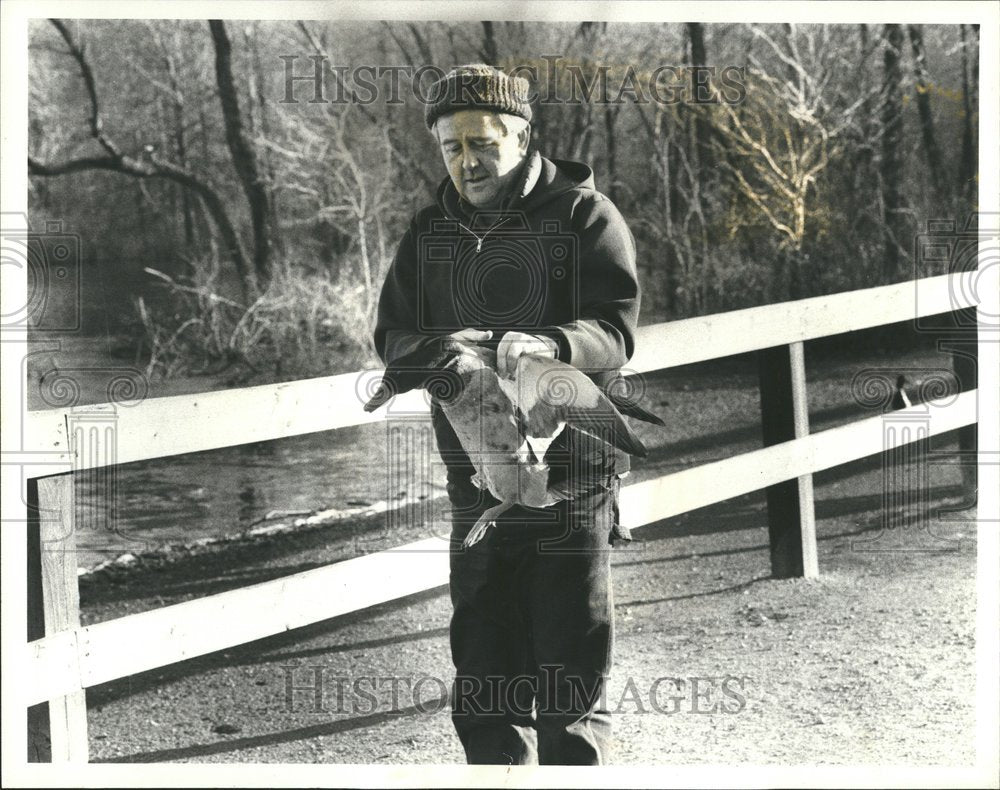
<box><xmin>373</xmin><ymin>64</ymin><xmax>640</xmax><ymax>765</ymax></box>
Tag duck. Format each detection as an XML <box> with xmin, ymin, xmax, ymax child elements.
<box><xmin>364</xmin><ymin>335</ymin><xmax>664</xmax><ymax>546</ymax></box>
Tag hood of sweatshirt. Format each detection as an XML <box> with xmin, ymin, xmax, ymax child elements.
<box><xmin>435</xmin><ymin>149</ymin><xmax>596</xmax><ymax>225</ymax></box>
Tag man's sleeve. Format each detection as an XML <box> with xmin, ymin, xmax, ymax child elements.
<box><xmin>540</xmin><ymin>196</ymin><xmax>640</xmax><ymax>370</ymax></box>
<box><xmin>373</xmin><ymin>219</ymin><xmax>432</xmax><ymax>365</ymax></box>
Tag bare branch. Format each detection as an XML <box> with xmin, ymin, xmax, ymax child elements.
<box><xmin>49</xmin><ymin>19</ymin><xmax>120</xmax><ymax>158</ymax></box>
<box><xmin>380</xmin><ymin>22</ymin><xmax>417</xmax><ymax>69</ymax></box>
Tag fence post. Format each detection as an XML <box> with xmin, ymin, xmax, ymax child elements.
<box><xmin>947</xmin><ymin>308</ymin><xmax>978</xmax><ymax>495</ymax></box>
<box><xmin>26</xmin><ymin>473</ymin><xmax>89</xmax><ymax>763</ymax></box>
<box><xmin>757</xmin><ymin>341</ymin><xmax>819</xmax><ymax>578</ymax></box>
<box><xmin>27</xmin><ymin>479</ymin><xmax>49</xmax><ymax>762</ymax></box>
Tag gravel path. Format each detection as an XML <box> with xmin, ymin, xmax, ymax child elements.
<box><xmin>79</xmin><ymin>452</ymin><xmax>977</xmax><ymax>767</ymax></box>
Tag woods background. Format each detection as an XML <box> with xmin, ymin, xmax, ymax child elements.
<box><xmin>27</xmin><ymin>19</ymin><xmax>980</xmax><ymax>381</ymax></box>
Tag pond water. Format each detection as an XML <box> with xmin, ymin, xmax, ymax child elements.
<box><xmin>70</xmin><ymin>420</ymin><xmax>449</xmax><ymax>568</ymax></box>
<box><xmin>24</xmin><ymin>334</ymin><xmax>450</xmax><ymax>568</ymax></box>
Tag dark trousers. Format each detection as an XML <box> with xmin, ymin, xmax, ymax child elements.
<box><xmin>447</xmin><ymin>478</ymin><xmax>619</xmax><ymax>765</ymax></box>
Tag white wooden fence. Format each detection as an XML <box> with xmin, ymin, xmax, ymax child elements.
<box><xmin>24</xmin><ymin>273</ymin><xmax>979</xmax><ymax>762</ymax></box>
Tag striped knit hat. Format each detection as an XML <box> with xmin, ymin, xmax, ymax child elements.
<box><xmin>424</xmin><ymin>64</ymin><xmax>533</xmax><ymax>130</ymax></box>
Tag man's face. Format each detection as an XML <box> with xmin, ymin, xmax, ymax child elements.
<box><xmin>435</xmin><ymin>110</ymin><xmax>529</xmax><ymax>209</ymax></box>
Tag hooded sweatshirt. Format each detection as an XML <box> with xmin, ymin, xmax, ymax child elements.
<box><xmin>373</xmin><ymin>150</ymin><xmax>641</xmax><ymax>501</ymax></box>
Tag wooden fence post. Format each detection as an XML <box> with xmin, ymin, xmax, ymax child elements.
<box><xmin>27</xmin><ymin>478</ymin><xmax>50</xmax><ymax>762</ymax></box>
<box><xmin>757</xmin><ymin>341</ymin><xmax>819</xmax><ymax>578</ymax></box>
<box><xmin>948</xmin><ymin>307</ymin><xmax>978</xmax><ymax>495</ymax></box>
<box><xmin>26</xmin><ymin>473</ymin><xmax>89</xmax><ymax>763</ymax></box>
<box><xmin>922</xmin><ymin>308</ymin><xmax>978</xmax><ymax>497</ymax></box>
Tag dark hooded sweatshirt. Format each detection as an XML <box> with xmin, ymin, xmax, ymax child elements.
<box><xmin>373</xmin><ymin>150</ymin><xmax>640</xmax><ymax>503</ymax></box>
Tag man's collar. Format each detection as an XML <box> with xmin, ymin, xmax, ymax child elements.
<box><xmin>507</xmin><ymin>149</ymin><xmax>543</xmax><ymax>207</ymax></box>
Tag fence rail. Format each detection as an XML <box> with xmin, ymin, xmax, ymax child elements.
<box><xmin>23</xmin><ymin>273</ymin><xmax>972</xmax><ymax>471</ymax></box>
<box><xmin>24</xmin><ymin>272</ymin><xmax>979</xmax><ymax>761</ymax></box>
<box><xmin>25</xmin><ymin>390</ymin><xmax>976</xmax><ymax>708</ymax></box>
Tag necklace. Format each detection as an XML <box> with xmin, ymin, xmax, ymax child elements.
<box><xmin>456</xmin><ymin>215</ymin><xmax>511</xmax><ymax>253</ymax></box>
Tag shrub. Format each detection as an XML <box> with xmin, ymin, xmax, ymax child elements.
<box><xmin>134</xmin><ymin>257</ymin><xmax>378</xmax><ymax>382</ymax></box>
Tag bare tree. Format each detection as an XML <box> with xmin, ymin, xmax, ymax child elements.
<box><xmin>28</xmin><ymin>19</ymin><xmax>975</xmax><ymax>362</ymax></box>
<box><xmin>29</xmin><ymin>19</ymin><xmax>254</xmax><ymax>300</ymax></box>
<box><xmin>300</xmin><ymin>21</ymin><xmax>438</xmax><ymax>191</ymax></box>
<box><xmin>853</xmin><ymin>24</ymin><xmax>878</xmax><ymax>189</ymax></box>
<box><xmin>958</xmin><ymin>24</ymin><xmax>978</xmax><ymax>204</ymax></box>
<box><xmin>881</xmin><ymin>24</ymin><xmax>906</xmax><ymax>280</ymax></box>
<box><xmin>209</xmin><ymin>20</ymin><xmax>274</xmax><ymax>288</ymax></box>
<box><xmin>686</xmin><ymin>22</ymin><xmax>713</xmax><ymax>172</ymax></box>
<box><xmin>604</xmin><ymin>103</ymin><xmax>621</xmax><ymax>204</ymax></box>
<box><xmin>480</xmin><ymin>21</ymin><xmax>498</xmax><ymax>64</ymax></box>
<box><xmin>633</xmin><ymin>99</ymin><xmax>712</xmax><ymax>317</ymax></box>
<box><xmin>547</xmin><ymin>22</ymin><xmax>606</xmax><ymax>163</ymax></box>
<box><xmin>907</xmin><ymin>25</ymin><xmax>946</xmax><ymax>198</ymax></box>
<box><xmin>705</xmin><ymin>25</ymin><xmax>873</xmax><ymax>297</ymax></box>
<box><xmin>143</xmin><ymin>24</ymin><xmax>197</xmax><ymax>251</ymax></box>
<box><xmin>407</xmin><ymin>22</ymin><xmax>435</xmax><ymax>66</ymax></box>
<box><xmin>266</xmin><ymin>83</ymin><xmax>415</xmax><ymax>344</ymax></box>
<box><xmin>245</xmin><ymin>21</ymin><xmax>281</xmax><ymax>256</ymax></box>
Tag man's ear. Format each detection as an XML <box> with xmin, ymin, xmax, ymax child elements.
<box><xmin>517</xmin><ymin>123</ymin><xmax>531</xmax><ymax>154</ymax></box>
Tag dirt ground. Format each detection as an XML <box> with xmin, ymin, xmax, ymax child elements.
<box><xmin>76</xmin><ymin>450</ymin><xmax>979</xmax><ymax>768</ymax></box>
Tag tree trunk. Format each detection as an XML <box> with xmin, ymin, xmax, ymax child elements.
<box><xmin>907</xmin><ymin>25</ymin><xmax>946</xmax><ymax>199</ymax></box>
<box><xmin>480</xmin><ymin>22</ymin><xmax>498</xmax><ymax>65</ymax></box>
<box><xmin>660</xmin><ymin>121</ymin><xmax>678</xmax><ymax>318</ymax></box>
<box><xmin>851</xmin><ymin>23</ymin><xmax>879</xmax><ymax>288</ymax></box>
<box><xmin>959</xmin><ymin>24</ymin><xmax>978</xmax><ymax>205</ymax></box>
<box><xmin>685</xmin><ymin>22</ymin><xmax>717</xmax><ymax>309</ymax></box>
<box><xmin>248</xmin><ymin>22</ymin><xmax>280</xmax><ymax>257</ymax></box>
<box><xmin>880</xmin><ymin>24</ymin><xmax>906</xmax><ymax>281</ymax></box>
<box><xmin>209</xmin><ymin>19</ymin><xmax>273</xmax><ymax>289</ymax></box>
<box><xmin>604</xmin><ymin>104</ymin><xmax>620</xmax><ymax>203</ymax></box>
<box><xmin>855</xmin><ymin>25</ymin><xmax>876</xmax><ymax>182</ymax></box>
<box><xmin>407</xmin><ymin>23</ymin><xmax>434</xmax><ymax>67</ymax></box>
<box><xmin>565</xmin><ymin>103</ymin><xmax>591</xmax><ymax>163</ymax></box>
<box><xmin>162</xmin><ymin>47</ymin><xmax>195</xmax><ymax>251</ymax></box>
<box><xmin>686</xmin><ymin>22</ymin><xmax>712</xmax><ymax>171</ymax></box>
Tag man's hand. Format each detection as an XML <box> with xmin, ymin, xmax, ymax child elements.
<box><xmin>448</xmin><ymin>328</ymin><xmax>493</xmax><ymax>346</ymax></box>
<box><xmin>387</xmin><ymin>328</ymin><xmax>492</xmax><ymax>363</ymax></box>
<box><xmin>496</xmin><ymin>331</ymin><xmax>558</xmax><ymax>378</ymax></box>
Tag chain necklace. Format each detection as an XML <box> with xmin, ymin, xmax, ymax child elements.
<box><xmin>456</xmin><ymin>215</ymin><xmax>512</xmax><ymax>253</ymax></box>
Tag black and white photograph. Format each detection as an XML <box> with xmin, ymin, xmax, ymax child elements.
<box><xmin>2</xmin><ymin>1</ymin><xmax>998</xmax><ymax>786</ymax></box>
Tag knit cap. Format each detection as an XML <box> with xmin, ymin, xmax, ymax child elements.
<box><xmin>424</xmin><ymin>64</ymin><xmax>533</xmax><ymax>130</ymax></box>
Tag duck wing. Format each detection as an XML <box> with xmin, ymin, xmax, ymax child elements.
<box><xmin>605</xmin><ymin>384</ymin><xmax>666</xmax><ymax>426</ymax></box>
<box><xmin>510</xmin><ymin>354</ymin><xmax>650</xmax><ymax>458</ymax></box>
<box><xmin>544</xmin><ymin>462</ymin><xmax>611</xmax><ymax>499</ymax></box>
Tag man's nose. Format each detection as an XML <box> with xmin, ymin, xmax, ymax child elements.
<box><xmin>461</xmin><ymin>147</ymin><xmax>480</xmax><ymax>172</ymax></box>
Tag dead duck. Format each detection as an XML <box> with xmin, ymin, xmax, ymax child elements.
<box><xmin>364</xmin><ymin>336</ymin><xmax>664</xmax><ymax>546</ymax></box>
